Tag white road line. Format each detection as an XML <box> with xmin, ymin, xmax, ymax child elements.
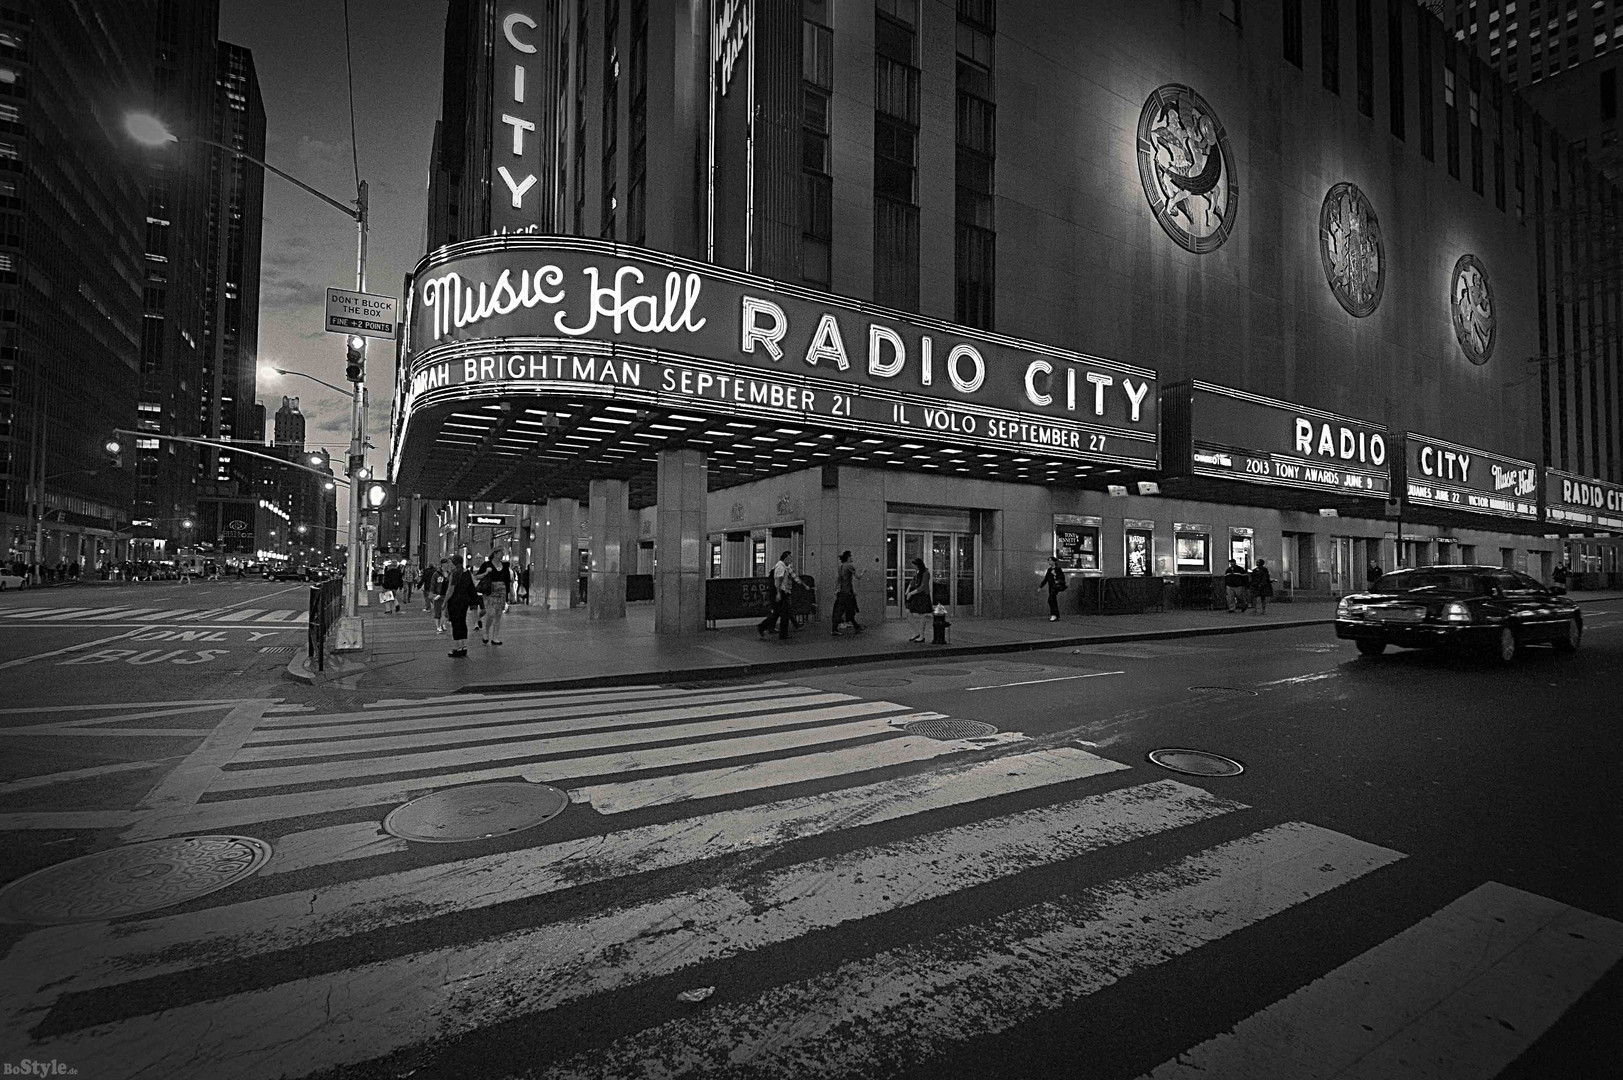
<box><xmin>572</xmin><ymin>729</ymin><xmax>1049</xmax><ymax>813</ymax></box>
<box><xmin>121</xmin><ymin>701</ymin><xmax>275</xmax><ymax>836</ymax></box>
<box><xmin>543</xmin><ymin>823</ymin><xmax>1405</xmax><ymax>1080</ymax></box>
<box><xmin>1140</xmin><ymin>880</ymin><xmax>1623</xmax><ymax>1080</ymax></box>
<box><xmin>966</xmin><ymin>670</ymin><xmax>1125</xmax><ymax>691</ymax></box>
<box><xmin>0</xmin><ymin>607</ymin><xmax>55</xmax><ymax>618</ymax></box>
<box><xmin>0</xmin><ymin>628</ymin><xmax>143</xmax><ymax>671</ymax></box>
<box><xmin>257</xmin><ymin>822</ymin><xmax>408</xmax><ymax>877</ymax></box>
<box><xmin>252</xmin><ymin>610</ymin><xmax>302</xmax><ymax>622</ymax></box>
<box><xmin>214</xmin><ymin>609</ymin><xmax>264</xmax><ymax>622</ymax></box>
<box><xmin>0</xmin><ymin>758</ymin><xmax>177</xmax><ymax>797</ymax></box>
<box><xmin>132</xmin><ymin>713</ymin><xmax>931</xmax><ymax>833</ymax></box>
<box><xmin>14</xmin><ymin>779</ymin><xmax>1247</xmax><ymax>1080</ymax></box>
<box><xmin>129</xmin><ymin>609</ymin><xmax>202</xmax><ymax>621</ymax></box>
<box><xmin>239</xmin><ymin>687</ymin><xmax>856</xmax><ymax>753</ymax></box>
<box><xmin>0</xmin><ymin>699</ymin><xmax>253</xmax><ymax>714</ymax></box>
<box><xmin>247</xmin><ymin>684</ymin><xmax>821</xmax><ymax>740</ymax></box>
<box><xmin>1259</xmin><ymin>670</ymin><xmax>1340</xmax><ymax>686</ymax></box>
<box><xmin>8</xmin><ymin>748</ymin><xmax>1130</xmax><ymax>994</ymax></box>
<box><xmin>82</xmin><ymin>607</ymin><xmax>158</xmax><ymax>620</ymax></box>
<box><xmin>209</xmin><ymin>700</ymin><xmax>910</xmax><ymax>791</ymax></box>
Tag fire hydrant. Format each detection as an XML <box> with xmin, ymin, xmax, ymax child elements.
<box><xmin>932</xmin><ymin>604</ymin><xmax>951</xmax><ymax>645</ymax></box>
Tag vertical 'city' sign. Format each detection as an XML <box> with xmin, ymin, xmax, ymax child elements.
<box><xmin>492</xmin><ymin>6</ymin><xmax>543</xmax><ymax>231</ymax></box>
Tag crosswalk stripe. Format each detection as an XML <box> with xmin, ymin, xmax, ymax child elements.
<box><xmin>214</xmin><ymin>609</ymin><xmax>264</xmax><ymax>622</ymax></box>
<box><xmin>142</xmin><ymin>712</ymin><xmax>939</xmax><ymax>832</ymax></box>
<box><xmin>540</xmin><ymin>822</ymin><xmax>1405</xmax><ymax>1080</ymax></box>
<box><xmin>252</xmin><ymin>610</ymin><xmax>302</xmax><ymax>622</ymax></box>
<box><xmin>257</xmin><ymin>822</ymin><xmax>408</xmax><ymax>877</ymax></box>
<box><xmin>247</xmin><ymin>684</ymin><xmax>820</xmax><ymax>741</ymax></box>
<box><xmin>83</xmin><ymin>607</ymin><xmax>154</xmax><ymax>620</ymax></box>
<box><xmin>33</xmin><ymin>608</ymin><xmax>114</xmax><ymax>620</ymax></box>
<box><xmin>3</xmin><ymin>607</ymin><xmax>92</xmax><ymax>619</ymax></box>
<box><xmin>1139</xmin><ymin>880</ymin><xmax>1623</xmax><ymax>1080</ymax></box>
<box><xmin>7</xmin><ymin>748</ymin><xmax>1126</xmax><ymax>996</ymax></box>
<box><xmin>131</xmin><ymin>609</ymin><xmax>201</xmax><ymax>621</ymax></box>
<box><xmin>210</xmin><ymin>700</ymin><xmax>911</xmax><ymax>791</ymax></box>
<box><xmin>14</xmin><ymin>779</ymin><xmax>1247</xmax><ymax>1080</ymax></box>
<box><xmin>571</xmin><ymin>728</ymin><xmax>1050</xmax><ymax>813</ymax></box>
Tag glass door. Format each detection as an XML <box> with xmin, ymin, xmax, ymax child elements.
<box><xmin>1330</xmin><ymin>537</ymin><xmax>1352</xmax><ymax>596</ymax></box>
<box><xmin>890</xmin><ymin>529</ymin><xmax>977</xmax><ymax>618</ymax></box>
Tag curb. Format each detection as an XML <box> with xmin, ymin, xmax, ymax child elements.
<box><xmin>460</xmin><ymin>615</ymin><xmax>1333</xmax><ymax>694</ymax></box>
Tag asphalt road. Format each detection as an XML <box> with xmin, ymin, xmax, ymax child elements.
<box><xmin>0</xmin><ymin>593</ymin><xmax>1618</xmax><ymax>1080</ymax></box>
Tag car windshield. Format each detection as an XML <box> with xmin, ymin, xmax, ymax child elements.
<box><xmin>1371</xmin><ymin>571</ymin><xmax>1488</xmax><ymax>595</ymax></box>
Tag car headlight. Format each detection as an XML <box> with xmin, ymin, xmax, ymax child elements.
<box><xmin>1336</xmin><ymin>598</ymin><xmax>1362</xmax><ymax>617</ymax></box>
<box><xmin>1440</xmin><ymin>602</ymin><xmax>1473</xmax><ymax>623</ymax></box>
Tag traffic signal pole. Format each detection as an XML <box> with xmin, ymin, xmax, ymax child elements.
<box><xmin>345</xmin><ymin>180</ymin><xmax>369</xmax><ymax>619</ymax></box>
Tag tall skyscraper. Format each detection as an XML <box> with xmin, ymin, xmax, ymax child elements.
<box><xmin>201</xmin><ymin>41</ymin><xmax>265</xmax><ymax>485</ymax></box>
<box><xmin>1</xmin><ymin>1</ymin><xmax>152</xmax><ymax>572</ymax></box>
<box><xmin>135</xmin><ymin>0</ymin><xmax>219</xmax><ymax>554</ymax></box>
<box><xmin>1441</xmin><ymin>0</ymin><xmax>1618</xmax><ymax>89</ymax></box>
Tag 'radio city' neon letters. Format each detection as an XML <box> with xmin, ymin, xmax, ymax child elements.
<box><xmin>1293</xmin><ymin>418</ymin><xmax>1386</xmax><ymax>464</ymax></box>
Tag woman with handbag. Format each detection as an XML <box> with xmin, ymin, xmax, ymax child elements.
<box><xmin>904</xmin><ymin>557</ymin><xmax>933</xmax><ymax>642</ymax></box>
<box><xmin>1039</xmin><ymin>556</ymin><xmax>1067</xmax><ymax>621</ymax></box>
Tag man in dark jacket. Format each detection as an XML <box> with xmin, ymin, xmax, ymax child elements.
<box><xmin>1248</xmin><ymin>559</ymin><xmax>1273</xmax><ymax>614</ymax></box>
<box><xmin>381</xmin><ymin>563</ymin><xmax>405</xmax><ymax>613</ymax></box>
<box><xmin>1223</xmin><ymin>560</ymin><xmax>1250</xmax><ymax>612</ymax></box>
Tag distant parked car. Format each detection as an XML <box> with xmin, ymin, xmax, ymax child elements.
<box><xmin>1335</xmin><ymin>564</ymin><xmax>1581</xmax><ymax>663</ymax></box>
<box><xmin>0</xmin><ymin>570</ymin><xmax>28</xmax><ymax>591</ymax></box>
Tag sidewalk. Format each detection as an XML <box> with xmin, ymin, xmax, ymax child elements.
<box><xmin>289</xmin><ymin>589</ymin><xmax>1623</xmax><ymax>695</ymax></box>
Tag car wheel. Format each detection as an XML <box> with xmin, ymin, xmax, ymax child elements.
<box><xmin>1490</xmin><ymin>627</ymin><xmax>1519</xmax><ymax>664</ymax></box>
<box><xmin>1356</xmin><ymin>639</ymin><xmax>1386</xmax><ymax>656</ymax></box>
<box><xmin>1553</xmin><ymin>616</ymin><xmax>1582</xmax><ymax>653</ymax></box>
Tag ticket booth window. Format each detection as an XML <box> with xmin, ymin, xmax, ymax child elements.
<box><xmin>1125</xmin><ymin>528</ymin><xmax>1153</xmax><ymax>577</ymax></box>
<box><xmin>752</xmin><ymin>536</ymin><xmax>767</xmax><ymax>577</ymax></box>
<box><xmin>1175</xmin><ymin>532</ymin><xmax>1210</xmax><ymax>573</ymax></box>
<box><xmin>709</xmin><ymin>542</ymin><xmax>722</xmax><ymax>578</ymax></box>
<box><xmin>1228</xmin><ymin>527</ymin><xmax>1254</xmax><ymax>569</ymax></box>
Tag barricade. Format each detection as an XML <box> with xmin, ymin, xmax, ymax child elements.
<box><xmin>307</xmin><ymin>577</ymin><xmax>344</xmax><ymax>672</ymax></box>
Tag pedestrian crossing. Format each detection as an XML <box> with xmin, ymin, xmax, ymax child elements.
<box><xmin>1</xmin><ymin>681</ymin><xmax>1617</xmax><ymax>1079</ymax></box>
<box><xmin>0</xmin><ymin>605</ymin><xmax>308</xmax><ymax>625</ymax></box>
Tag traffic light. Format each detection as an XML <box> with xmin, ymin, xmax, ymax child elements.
<box><xmin>344</xmin><ymin>335</ymin><xmax>366</xmax><ymax>383</ymax></box>
<box><xmin>104</xmin><ymin>439</ymin><xmax>123</xmax><ymax>468</ymax></box>
<box><xmin>361</xmin><ymin>479</ymin><xmax>397</xmax><ymax>511</ymax></box>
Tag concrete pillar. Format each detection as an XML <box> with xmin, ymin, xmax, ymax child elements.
<box><xmin>541</xmin><ymin>498</ymin><xmax>580</xmax><ymax>608</ymax></box>
<box><xmin>588</xmin><ymin>479</ymin><xmax>629</xmax><ymax>620</ymax></box>
<box><xmin>654</xmin><ymin>448</ymin><xmax>707</xmax><ymax>636</ymax></box>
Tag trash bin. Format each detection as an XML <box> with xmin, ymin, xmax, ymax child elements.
<box><xmin>932</xmin><ymin>604</ymin><xmax>951</xmax><ymax>645</ymax></box>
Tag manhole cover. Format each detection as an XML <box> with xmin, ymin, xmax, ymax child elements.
<box><xmin>982</xmin><ymin>662</ymin><xmax>1044</xmax><ymax>673</ymax></box>
<box><xmin>383</xmin><ymin>782</ymin><xmax>568</xmax><ymax>843</ymax></box>
<box><xmin>904</xmin><ymin>719</ymin><xmax>999</xmax><ymax>740</ymax></box>
<box><xmin>1148</xmin><ymin>749</ymin><xmax>1245</xmax><ymax>777</ymax></box>
<box><xmin>847</xmin><ymin>676</ymin><xmax>913</xmax><ymax>687</ymax></box>
<box><xmin>1187</xmin><ymin>685</ymin><xmax>1259</xmax><ymax>697</ymax></box>
<box><xmin>259</xmin><ymin>645</ymin><xmax>298</xmax><ymax>654</ymax></box>
<box><xmin>909</xmin><ymin>666</ymin><xmax>977</xmax><ymax>676</ymax></box>
<box><xmin>0</xmin><ymin>836</ymin><xmax>271</xmax><ymax>925</ymax></box>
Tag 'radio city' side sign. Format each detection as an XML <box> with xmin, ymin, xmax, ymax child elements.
<box><xmin>1545</xmin><ymin>469</ymin><xmax>1623</xmax><ymax>530</ymax></box>
<box><xmin>1402</xmin><ymin>433</ymin><xmax>1538</xmax><ymax>520</ymax></box>
<box><xmin>1176</xmin><ymin>382</ymin><xmax>1390</xmax><ymax>498</ymax></box>
<box><xmin>400</xmin><ymin>237</ymin><xmax>1159</xmax><ymax>466</ymax></box>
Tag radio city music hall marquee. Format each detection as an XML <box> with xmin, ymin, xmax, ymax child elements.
<box><xmin>399</xmin><ymin>237</ymin><xmax>1160</xmax><ymax>466</ymax></box>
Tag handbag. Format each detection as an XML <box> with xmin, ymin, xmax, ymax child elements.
<box><xmin>906</xmin><ymin>590</ymin><xmax>931</xmax><ymax>614</ymax></box>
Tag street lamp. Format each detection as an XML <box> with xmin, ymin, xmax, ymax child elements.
<box><xmin>130</xmin><ymin>111</ymin><xmax>370</xmax><ymax>622</ymax></box>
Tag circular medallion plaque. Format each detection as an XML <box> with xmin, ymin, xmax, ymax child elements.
<box><xmin>1319</xmin><ymin>183</ymin><xmax>1385</xmax><ymax>317</ymax></box>
<box><xmin>1137</xmin><ymin>84</ymin><xmax>1239</xmax><ymax>253</ymax></box>
<box><xmin>1451</xmin><ymin>254</ymin><xmax>1496</xmax><ymax>365</ymax></box>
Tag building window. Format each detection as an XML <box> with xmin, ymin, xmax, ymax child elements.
<box><xmin>1445</xmin><ymin>46</ymin><xmax>1460</xmax><ymax>178</ymax></box>
<box><xmin>874</xmin><ymin>7</ymin><xmax>919</xmax><ymax>311</ymax></box>
<box><xmin>1283</xmin><ymin>0</ymin><xmax>1304</xmax><ymax>66</ymax></box>
<box><xmin>1470</xmin><ymin>59</ymin><xmax>1483</xmax><ymax>193</ymax></box>
<box><xmin>802</xmin><ymin>1</ymin><xmax>834</xmax><ymax>289</ymax></box>
<box><xmin>956</xmin><ymin>4</ymin><xmax>995</xmax><ymax>330</ymax></box>
<box><xmin>1356</xmin><ymin>0</ymin><xmax>1373</xmax><ymax>115</ymax></box>
<box><xmin>1322</xmin><ymin>0</ymin><xmax>1341</xmax><ymax>93</ymax></box>
<box><xmin>1419</xmin><ymin>14</ymin><xmax>1434</xmax><ymax>160</ymax></box>
<box><xmin>1603</xmin><ymin>66</ymin><xmax>1618</xmax><ymax>120</ymax></box>
<box><xmin>1388</xmin><ymin>0</ymin><xmax>1405</xmax><ymax>138</ymax></box>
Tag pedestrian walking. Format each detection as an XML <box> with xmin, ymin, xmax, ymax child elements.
<box><xmin>518</xmin><ymin>563</ymin><xmax>532</xmax><ymax>605</ymax></box>
<box><xmin>831</xmin><ymin>550</ymin><xmax>864</xmax><ymax>635</ymax></box>
<box><xmin>1038</xmin><ymin>556</ymin><xmax>1067</xmax><ymax>621</ymax></box>
<box><xmin>757</xmin><ymin>550</ymin><xmax>802</xmax><ymax>640</ymax></box>
<box><xmin>904</xmin><ymin>557</ymin><xmax>933</xmax><ymax>642</ymax></box>
<box><xmin>1366</xmin><ymin>559</ymin><xmax>1384</xmax><ymax>589</ymax></box>
<box><xmin>431</xmin><ymin>558</ymin><xmax>450</xmax><ymax>632</ymax></box>
<box><xmin>381</xmin><ymin>563</ymin><xmax>405</xmax><ymax>613</ymax></box>
<box><xmin>1249</xmin><ymin>559</ymin><xmax>1273</xmax><ymax>614</ymax></box>
<box><xmin>404</xmin><ymin>565</ymin><xmax>417</xmax><ymax>605</ymax></box>
<box><xmin>1553</xmin><ymin>561</ymin><xmax>1569</xmax><ymax>586</ymax></box>
<box><xmin>480</xmin><ymin>549</ymin><xmax>512</xmax><ymax>645</ymax></box>
<box><xmin>445</xmin><ymin>556</ymin><xmax>478</xmax><ymax>657</ymax></box>
<box><xmin>1223</xmin><ymin>559</ymin><xmax>1250</xmax><ymax>612</ymax></box>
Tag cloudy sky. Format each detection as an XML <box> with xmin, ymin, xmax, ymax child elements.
<box><xmin>220</xmin><ymin>0</ymin><xmax>445</xmax><ymax>530</ymax></box>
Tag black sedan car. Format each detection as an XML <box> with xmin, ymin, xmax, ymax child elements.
<box><xmin>1334</xmin><ymin>565</ymin><xmax>1582</xmax><ymax>663</ymax></box>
